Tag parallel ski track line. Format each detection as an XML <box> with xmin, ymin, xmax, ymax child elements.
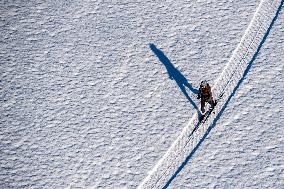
<box><xmin>138</xmin><ymin>0</ymin><xmax>283</xmax><ymax>188</ymax></box>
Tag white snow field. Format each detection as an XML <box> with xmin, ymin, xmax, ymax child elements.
<box><xmin>139</xmin><ymin>0</ymin><xmax>284</xmax><ymax>188</ymax></box>
<box><xmin>0</xmin><ymin>0</ymin><xmax>283</xmax><ymax>189</ymax></box>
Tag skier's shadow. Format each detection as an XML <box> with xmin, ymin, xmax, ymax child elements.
<box><xmin>149</xmin><ymin>44</ymin><xmax>200</xmax><ymax>114</ymax></box>
<box><xmin>160</xmin><ymin>1</ymin><xmax>284</xmax><ymax>188</ymax></box>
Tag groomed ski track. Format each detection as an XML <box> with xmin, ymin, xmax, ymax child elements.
<box><xmin>138</xmin><ymin>0</ymin><xmax>284</xmax><ymax>188</ymax></box>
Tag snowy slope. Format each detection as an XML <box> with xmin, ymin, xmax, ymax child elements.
<box><xmin>139</xmin><ymin>0</ymin><xmax>283</xmax><ymax>188</ymax></box>
<box><xmin>1</xmin><ymin>0</ymin><xmax>282</xmax><ymax>188</ymax></box>
<box><xmin>168</xmin><ymin>3</ymin><xmax>284</xmax><ymax>188</ymax></box>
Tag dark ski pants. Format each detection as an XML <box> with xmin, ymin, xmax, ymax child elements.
<box><xmin>201</xmin><ymin>97</ymin><xmax>215</xmax><ymax>114</ymax></box>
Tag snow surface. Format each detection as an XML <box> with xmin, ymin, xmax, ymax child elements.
<box><xmin>139</xmin><ymin>0</ymin><xmax>284</xmax><ymax>188</ymax></box>
<box><xmin>169</xmin><ymin>5</ymin><xmax>284</xmax><ymax>188</ymax></box>
<box><xmin>0</xmin><ymin>0</ymin><xmax>283</xmax><ymax>189</ymax></box>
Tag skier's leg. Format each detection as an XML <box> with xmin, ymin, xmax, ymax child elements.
<box><xmin>201</xmin><ymin>99</ymin><xmax>206</xmax><ymax>115</ymax></box>
<box><xmin>199</xmin><ymin>99</ymin><xmax>206</xmax><ymax>121</ymax></box>
<box><xmin>208</xmin><ymin>97</ymin><xmax>216</xmax><ymax>110</ymax></box>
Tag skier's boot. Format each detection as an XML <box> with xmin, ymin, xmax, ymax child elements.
<box><xmin>200</xmin><ymin>112</ymin><xmax>206</xmax><ymax>121</ymax></box>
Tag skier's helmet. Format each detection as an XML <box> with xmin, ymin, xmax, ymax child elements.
<box><xmin>200</xmin><ymin>81</ymin><xmax>210</xmax><ymax>93</ymax></box>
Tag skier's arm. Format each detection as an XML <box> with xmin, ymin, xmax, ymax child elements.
<box><xmin>197</xmin><ymin>88</ymin><xmax>201</xmax><ymax>99</ymax></box>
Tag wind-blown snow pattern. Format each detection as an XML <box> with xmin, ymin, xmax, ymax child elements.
<box><xmin>1</xmin><ymin>0</ymin><xmax>283</xmax><ymax>188</ymax></box>
<box><xmin>138</xmin><ymin>0</ymin><xmax>284</xmax><ymax>188</ymax></box>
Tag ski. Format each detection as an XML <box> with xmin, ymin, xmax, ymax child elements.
<box><xmin>200</xmin><ymin>106</ymin><xmax>215</xmax><ymax>123</ymax></box>
<box><xmin>188</xmin><ymin>91</ymin><xmax>224</xmax><ymax>138</ymax></box>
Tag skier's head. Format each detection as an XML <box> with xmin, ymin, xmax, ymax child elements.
<box><xmin>200</xmin><ymin>81</ymin><xmax>210</xmax><ymax>93</ymax></box>
<box><xmin>200</xmin><ymin>80</ymin><xmax>209</xmax><ymax>87</ymax></box>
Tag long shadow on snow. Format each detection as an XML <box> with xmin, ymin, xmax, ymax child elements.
<box><xmin>162</xmin><ymin>1</ymin><xmax>283</xmax><ymax>188</ymax></box>
<box><xmin>149</xmin><ymin>44</ymin><xmax>200</xmax><ymax>114</ymax></box>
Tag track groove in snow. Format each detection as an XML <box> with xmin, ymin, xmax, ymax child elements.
<box><xmin>138</xmin><ymin>0</ymin><xmax>283</xmax><ymax>188</ymax></box>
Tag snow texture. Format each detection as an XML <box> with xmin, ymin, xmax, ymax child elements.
<box><xmin>168</xmin><ymin>2</ymin><xmax>284</xmax><ymax>189</ymax></box>
<box><xmin>139</xmin><ymin>0</ymin><xmax>284</xmax><ymax>188</ymax></box>
<box><xmin>0</xmin><ymin>0</ymin><xmax>283</xmax><ymax>188</ymax></box>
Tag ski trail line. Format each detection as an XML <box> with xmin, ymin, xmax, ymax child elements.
<box><xmin>138</xmin><ymin>0</ymin><xmax>283</xmax><ymax>188</ymax></box>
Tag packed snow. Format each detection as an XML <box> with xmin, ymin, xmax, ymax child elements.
<box><xmin>139</xmin><ymin>0</ymin><xmax>284</xmax><ymax>188</ymax></box>
<box><xmin>0</xmin><ymin>0</ymin><xmax>283</xmax><ymax>188</ymax></box>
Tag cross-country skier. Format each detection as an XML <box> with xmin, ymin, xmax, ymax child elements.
<box><xmin>197</xmin><ymin>81</ymin><xmax>216</xmax><ymax>120</ymax></box>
